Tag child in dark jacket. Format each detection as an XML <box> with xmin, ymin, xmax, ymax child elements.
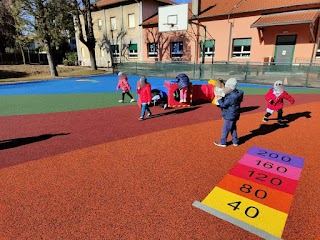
<box><xmin>137</xmin><ymin>76</ymin><xmax>152</xmax><ymax>120</ymax></box>
<box><xmin>176</xmin><ymin>73</ymin><xmax>190</xmax><ymax>103</ymax></box>
<box><xmin>214</xmin><ymin>78</ymin><xmax>244</xmax><ymax>147</ymax></box>
<box><xmin>262</xmin><ymin>80</ymin><xmax>295</xmax><ymax>125</ymax></box>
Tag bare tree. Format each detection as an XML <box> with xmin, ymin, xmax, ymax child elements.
<box><xmin>72</xmin><ymin>0</ymin><xmax>97</xmax><ymax>70</ymax></box>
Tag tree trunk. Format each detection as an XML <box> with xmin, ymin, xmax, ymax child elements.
<box><xmin>89</xmin><ymin>47</ymin><xmax>97</xmax><ymax>70</ymax></box>
<box><xmin>45</xmin><ymin>43</ymin><xmax>58</xmax><ymax>77</ymax></box>
<box><xmin>18</xmin><ymin>43</ymin><xmax>26</xmax><ymax>65</ymax></box>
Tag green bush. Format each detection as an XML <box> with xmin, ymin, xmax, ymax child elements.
<box><xmin>63</xmin><ymin>52</ymin><xmax>78</xmax><ymax>66</ymax></box>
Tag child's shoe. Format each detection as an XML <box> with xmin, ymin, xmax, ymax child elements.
<box><xmin>130</xmin><ymin>99</ymin><xmax>135</xmax><ymax>102</ymax></box>
<box><xmin>277</xmin><ymin>120</ymin><xmax>285</xmax><ymax>125</ymax></box>
<box><xmin>163</xmin><ymin>104</ymin><xmax>168</xmax><ymax>110</ymax></box>
<box><xmin>119</xmin><ymin>100</ymin><xmax>124</xmax><ymax>103</ymax></box>
<box><xmin>138</xmin><ymin>117</ymin><xmax>144</xmax><ymax>120</ymax></box>
<box><xmin>147</xmin><ymin>113</ymin><xmax>152</xmax><ymax>118</ymax></box>
<box><xmin>262</xmin><ymin>117</ymin><xmax>268</xmax><ymax>122</ymax></box>
<box><xmin>214</xmin><ymin>142</ymin><xmax>227</xmax><ymax>147</ymax></box>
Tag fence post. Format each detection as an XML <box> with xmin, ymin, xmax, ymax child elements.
<box><xmin>305</xmin><ymin>62</ymin><xmax>312</xmax><ymax>87</ymax></box>
<box><xmin>164</xmin><ymin>62</ymin><xmax>167</xmax><ymax>78</ymax></box>
<box><xmin>135</xmin><ymin>61</ymin><xmax>138</xmax><ymax>75</ymax></box>
<box><xmin>211</xmin><ymin>63</ymin><xmax>214</xmax><ymax>79</ymax></box>
<box><xmin>244</xmin><ymin>61</ymin><xmax>249</xmax><ymax>83</ymax></box>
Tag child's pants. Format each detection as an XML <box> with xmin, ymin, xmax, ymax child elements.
<box><xmin>264</xmin><ymin>108</ymin><xmax>283</xmax><ymax>120</ymax></box>
<box><xmin>220</xmin><ymin>119</ymin><xmax>238</xmax><ymax>145</ymax></box>
<box><xmin>180</xmin><ymin>87</ymin><xmax>188</xmax><ymax>102</ymax></box>
<box><xmin>141</xmin><ymin>103</ymin><xmax>151</xmax><ymax>118</ymax></box>
<box><xmin>122</xmin><ymin>91</ymin><xmax>133</xmax><ymax>101</ymax></box>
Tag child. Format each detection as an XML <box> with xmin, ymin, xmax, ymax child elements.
<box><xmin>213</xmin><ymin>78</ymin><xmax>225</xmax><ymax>106</ymax></box>
<box><xmin>137</xmin><ymin>76</ymin><xmax>152</xmax><ymax>120</ymax></box>
<box><xmin>151</xmin><ymin>89</ymin><xmax>168</xmax><ymax>109</ymax></box>
<box><xmin>262</xmin><ymin>80</ymin><xmax>295</xmax><ymax>125</ymax></box>
<box><xmin>214</xmin><ymin>78</ymin><xmax>244</xmax><ymax>147</ymax></box>
<box><xmin>176</xmin><ymin>73</ymin><xmax>190</xmax><ymax>103</ymax></box>
<box><xmin>116</xmin><ymin>72</ymin><xmax>135</xmax><ymax>103</ymax></box>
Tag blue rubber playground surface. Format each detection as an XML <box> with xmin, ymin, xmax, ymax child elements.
<box><xmin>1</xmin><ymin>74</ymin><xmax>318</xmax><ymax>96</ymax></box>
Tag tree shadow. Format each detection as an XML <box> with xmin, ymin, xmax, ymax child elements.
<box><xmin>0</xmin><ymin>133</ymin><xmax>70</xmax><ymax>150</ymax></box>
<box><xmin>238</xmin><ymin>111</ymin><xmax>311</xmax><ymax>144</ymax></box>
<box><xmin>240</xmin><ymin>106</ymin><xmax>260</xmax><ymax>113</ymax></box>
<box><xmin>0</xmin><ymin>70</ymin><xmax>28</xmax><ymax>79</ymax></box>
<box><xmin>148</xmin><ymin>106</ymin><xmax>200</xmax><ymax>119</ymax></box>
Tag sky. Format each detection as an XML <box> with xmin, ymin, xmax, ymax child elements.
<box><xmin>175</xmin><ymin>0</ymin><xmax>191</xmax><ymax>3</ymax></box>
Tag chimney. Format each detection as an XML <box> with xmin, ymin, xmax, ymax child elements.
<box><xmin>192</xmin><ymin>0</ymin><xmax>200</xmax><ymax>18</ymax></box>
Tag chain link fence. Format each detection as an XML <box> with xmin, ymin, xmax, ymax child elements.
<box><xmin>116</xmin><ymin>61</ymin><xmax>320</xmax><ymax>88</ymax></box>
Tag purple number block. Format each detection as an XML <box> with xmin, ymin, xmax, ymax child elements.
<box><xmin>247</xmin><ymin>146</ymin><xmax>304</xmax><ymax>168</ymax></box>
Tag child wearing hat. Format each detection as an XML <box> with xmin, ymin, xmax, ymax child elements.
<box><xmin>214</xmin><ymin>78</ymin><xmax>244</xmax><ymax>147</ymax></box>
<box><xmin>262</xmin><ymin>80</ymin><xmax>295</xmax><ymax>125</ymax></box>
<box><xmin>116</xmin><ymin>72</ymin><xmax>135</xmax><ymax>103</ymax></box>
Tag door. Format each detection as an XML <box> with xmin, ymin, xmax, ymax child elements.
<box><xmin>274</xmin><ymin>35</ymin><xmax>296</xmax><ymax>64</ymax></box>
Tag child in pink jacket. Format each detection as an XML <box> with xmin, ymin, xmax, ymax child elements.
<box><xmin>116</xmin><ymin>72</ymin><xmax>135</xmax><ymax>103</ymax></box>
<box><xmin>262</xmin><ymin>80</ymin><xmax>295</xmax><ymax>125</ymax></box>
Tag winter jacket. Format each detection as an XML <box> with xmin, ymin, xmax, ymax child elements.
<box><xmin>265</xmin><ymin>88</ymin><xmax>295</xmax><ymax>110</ymax></box>
<box><xmin>218</xmin><ymin>89</ymin><xmax>244</xmax><ymax>120</ymax></box>
<box><xmin>138</xmin><ymin>83</ymin><xmax>152</xmax><ymax>103</ymax></box>
<box><xmin>176</xmin><ymin>74</ymin><xmax>190</xmax><ymax>90</ymax></box>
<box><xmin>116</xmin><ymin>76</ymin><xmax>131</xmax><ymax>92</ymax></box>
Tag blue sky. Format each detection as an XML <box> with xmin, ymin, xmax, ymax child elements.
<box><xmin>175</xmin><ymin>0</ymin><xmax>191</xmax><ymax>3</ymax></box>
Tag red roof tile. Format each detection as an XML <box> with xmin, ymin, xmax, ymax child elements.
<box><xmin>199</xmin><ymin>0</ymin><xmax>320</xmax><ymax>18</ymax></box>
<box><xmin>251</xmin><ymin>9</ymin><xmax>319</xmax><ymax>27</ymax></box>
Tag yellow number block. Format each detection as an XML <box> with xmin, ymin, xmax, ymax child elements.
<box><xmin>202</xmin><ymin>187</ymin><xmax>288</xmax><ymax>238</ymax></box>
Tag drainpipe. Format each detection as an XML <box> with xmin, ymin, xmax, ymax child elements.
<box><xmin>227</xmin><ymin>14</ymin><xmax>233</xmax><ymax>63</ymax></box>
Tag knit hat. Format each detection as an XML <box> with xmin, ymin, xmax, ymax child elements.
<box><xmin>225</xmin><ymin>78</ymin><xmax>237</xmax><ymax>90</ymax></box>
<box><xmin>118</xmin><ymin>72</ymin><xmax>123</xmax><ymax>76</ymax></box>
<box><xmin>274</xmin><ymin>80</ymin><xmax>283</xmax><ymax>88</ymax></box>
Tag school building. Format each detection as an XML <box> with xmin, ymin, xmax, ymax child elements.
<box><xmin>142</xmin><ymin>0</ymin><xmax>320</xmax><ymax>65</ymax></box>
<box><xmin>75</xmin><ymin>0</ymin><xmax>175</xmax><ymax>67</ymax></box>
<box><xmin>76</xmin><ymin>0</ymin><xmax>320</xmax><ymax>67</ymax></box>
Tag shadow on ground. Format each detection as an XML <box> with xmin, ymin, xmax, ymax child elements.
<box><xmin>238</xmin><ymin>111</ymin><xmax>311</xmax><ymax>144</ymax></box>
<box><xmin>240</xmin><ymin>106</ymin><xmax>260</xmax><ymax>113</ymax></box>
<box><xmin>147</xmin><ymin>106</ymin><xmax>200</xmax><ymax>119</ymax></box>
<box><xmin>0</xmin><ymin>133</ymin><xmax>70</xmax><ymax>150</ymax></box>
<box><xmin>0</xmin><ymin>70</ymin><xmax>28</xmax><ymax>79</ymax></box>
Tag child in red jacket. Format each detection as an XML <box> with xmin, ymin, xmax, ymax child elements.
<box><xmin>137</xmin><ymin>76</ymin><xmax>152</xmax><ymax>120</ymax></box>
<box><xmin>262</xmin><ymin>80</ymin><xmax>295</xmax><ymax>125</ymax></box>
<box><xmin>116</xmin><ymin>72</ymin><xmax>135</xmax><ymax>103</ymax></box>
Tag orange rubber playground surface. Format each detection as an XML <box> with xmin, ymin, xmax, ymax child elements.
<box><xmin>0</xmin><ymin>90</ymin><xmax>320</xmax><ymax>239</ymax></box>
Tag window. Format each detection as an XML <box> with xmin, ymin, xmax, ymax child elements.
<box><xmin>98</xmin><ymin>19</ymin><xmax>102</xmax><ymax>31</ymax></box>
<box><xmin>232</xmin><ymin>38</ymin><xmax>251</xmax><ymax>58</ymax></box>
<box><xmin>128</xmin><ymin>14</ymin><xmax>135</xmax><ymax>28</ymax></box>
<box><xmin>148</xmin><ymin>43</ymin><xmax>158</xmax><ymax>58</ymax></box>
<box><xmin>129</xmin><ymin>44</ymin><xmax>138</xmax><ymax>58</ymax></box>
<box><xmin>110</xmin><ymin>17</ymin><xmax>117</xmax><ymax>30</ymax></box>
<box><xmin>316</xmin><ymin>39</ymin><xmax>320</xmax><ymax>58</ymax></box>
<box><xmin>200</xmin><ymin>40</ymin><xmax>215</xmax><ymax>58</ymax></box>
<box><xmin>171</xmin><ymin>42</ymin><xmax>183</xmax><ymax>58</ymax></box>
<box><xmin>111</xmin><ymin>44</ymin><xmax>119</xmax><ymax>57</ymax></box>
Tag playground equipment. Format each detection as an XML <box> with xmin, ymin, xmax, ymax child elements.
<box><xmin>137</xmin><ymin>79</ymin><xmax>217</xmax><ymax>108</ymax></box>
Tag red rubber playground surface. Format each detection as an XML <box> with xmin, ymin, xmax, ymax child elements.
<box><xmin>0</xmin><ymin>93</ymin><xmax>320</xmax><ymax>239</ymax></box>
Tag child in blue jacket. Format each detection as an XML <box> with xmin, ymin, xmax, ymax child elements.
<box><xmin>214</xmin><ymin>78</ymin><xmax>244</xmax><ymax>147</ymax></box>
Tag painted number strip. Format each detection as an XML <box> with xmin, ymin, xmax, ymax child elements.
<box><xmin>217</xmin><ymin>174</ymin><xmax>293</xmax><ymax>213</ymax></box>
<box><xmin>247</xmin><ymin>146</ymin><xmax>304</xmax><ymax>168</ymax></box>
<box><xmin>201</xmin><ymin>187</ymin><xmax>288</xmax><ymax>238</ymax></box>
<box><xmin>229</xmin><ymin>163</ymin><xmax>298</xmax><ymax>195</ymax></box>
<box><xmin>238</xmin><ymin>154</ymin><xmax>302</xmax><ymax>180</ymax></box>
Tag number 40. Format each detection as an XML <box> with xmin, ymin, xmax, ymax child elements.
<box><xmin>228</xmin><ymin>201</ymin><xmax>259</xmax><ymax>218</ymax></box>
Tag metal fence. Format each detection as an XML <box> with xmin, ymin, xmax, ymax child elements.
<box><xmin>116</xmin><ymin>61</ymin><xmax>320</xmax><ymax>88</ymax></box>
<box><xmin>0</xmin><ymin>52</ymin><xmax>48</xmax><ymax>65</ymax></box>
